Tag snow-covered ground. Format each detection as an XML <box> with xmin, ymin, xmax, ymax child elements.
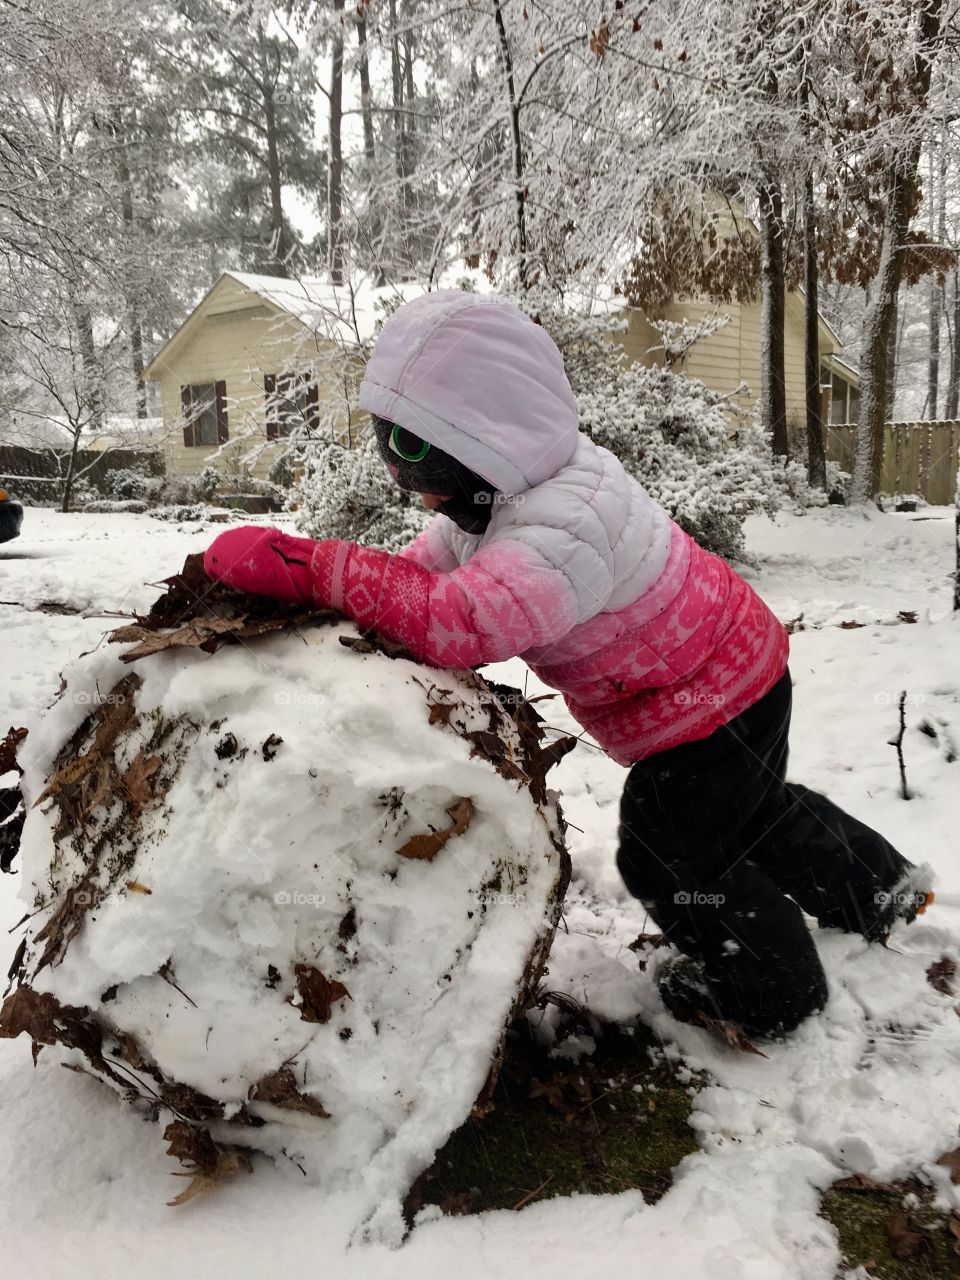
<box><xmin>2</xmin><ymin>503</ymin><xmax>959</xmax><ymax>1279</ymax></box>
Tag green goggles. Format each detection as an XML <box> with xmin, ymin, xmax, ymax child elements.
<box><xmin>389</xmin><ymin>423</ymin><xmax>431</xmax><ymax>462</ymax></box>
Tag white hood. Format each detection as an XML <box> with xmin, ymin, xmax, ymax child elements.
<box><xmin>357</xmin><ymin>290</ymin><xmax>580</xmax><ymax>496</ymax></box>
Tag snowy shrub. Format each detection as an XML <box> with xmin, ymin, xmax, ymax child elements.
<box><xmin>149</xmin><ymin>502</ymin><xmax>213</xmax><ymax>522</ymax></box>
<box><xmin>64</xmin><ymin>476</ymin><xmax>98</xmax><ymax>510</ymax></box>
<box><xmin>770</xmin><ymin>450</ymin><xmax>850</xmax><ymax>510</ymax></box>
<box><xmin>295</xmin><ymin>433</ymin><xmax>429</xmax><ymax>551</ymax></box>
<box><xmin>104</xmin><ymin>467</ymin><xmax>164</xmax><ymax>503</ymax></box>
<box><xmin>576</xmin><ymin>370</ymin><xmax>782</xmax><ymax>560</ymax></box>
<box><xmin>191</xmin><ymin>464</ymin><xmax>224</xmax><ymax>503</ymax></box>
<box><xmin>82</xmin><ymin>498</ymin><xmax>150</xmax><ymax>514</ymax></box>
<box><xmin>266</xmin><ymin>449</ymin><xmax>299</xmax><ymax>496</ymax></box>
<box><xmin>511</xmin><ymin>291</ymin><xmax>787</xmax><ymax>561</ymax></box>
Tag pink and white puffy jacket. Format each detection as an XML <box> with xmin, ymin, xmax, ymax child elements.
<box><xmin>205</xmin><ymin>290</ymin><xmax>789</xmax><ymax>766</ymax></box>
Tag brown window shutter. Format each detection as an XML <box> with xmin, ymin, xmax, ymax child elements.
<box><xmin>305</xmin><ymin>379</ymin><xmax>320</xmax><ymax>433</ymax></box>
<box><xmin>264</xmin><ymin>373</ymin><xmax>278</xmax><ymax>440</ymax></box>
<box><xmin>214</xmin><ymin>380</ymin><xmax>229</xmax><ymax>442</ymax></box>
<box><xmin>180</xmin><ymin>385</ymin><xmax>195</xmax><ymax>447</ymax></box>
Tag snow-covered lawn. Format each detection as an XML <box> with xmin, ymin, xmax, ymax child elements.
<box><xmin>1</xmin><ymin>504</ymin><xmax>958</xmax><ymax>1279</ymax></box>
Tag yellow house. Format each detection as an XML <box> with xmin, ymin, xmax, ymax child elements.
<box><xmin>616</xmin><ymin>293</ymin><xmax>859</xmax><ymax>431</ymax></box>
<box><xmin>144</xmin><ymin>272</ymin><xmax>385</xmax><ymax>485</ymax></box>
<box><xmin>146</xmin><ymin>271</ymin><xmax>859</xmax><ymax>487</ymax></box>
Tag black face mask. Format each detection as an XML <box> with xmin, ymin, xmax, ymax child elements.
<box><xmin>371</xmin><ymin>415</ymin><xmax>499</xmax><ymax>534</ymax></box>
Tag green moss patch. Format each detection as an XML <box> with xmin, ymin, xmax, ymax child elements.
<box><xmin>406</xmin><ymin>1012</ymin><xmax>703</xmax><ymax>1220</ymax></box>
<box><xmin>821</xmin><ymin>1175</ymin><xmax>960</xmax><ymax>1278</ymax></box>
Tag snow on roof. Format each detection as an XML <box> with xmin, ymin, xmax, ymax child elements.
<box><xmin>222</xmin><ymin>267</ymin><xmax>496</xmax><ymax>345</ymax></box>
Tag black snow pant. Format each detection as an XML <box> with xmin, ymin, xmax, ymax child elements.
<box><xmin>616</xmin><ymin>666</ymin><xmax>915</xmax><ymax>1035</ymax></box>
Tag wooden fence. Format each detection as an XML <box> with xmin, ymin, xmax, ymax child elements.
<box><xmin>793</xmin><ymin>421</ymin><xmax>960</xmax><ymax>505</ymax></box>
<box><xmin>0</xmin><ymin>445</ymin><xmax>163</xmax><ymax>503</ymax></box>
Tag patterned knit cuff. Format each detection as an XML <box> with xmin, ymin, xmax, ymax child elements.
<box><xmin>308</xmin><ymin>539</ymin><xmax>352</xmax><ymax>611</ymax></box>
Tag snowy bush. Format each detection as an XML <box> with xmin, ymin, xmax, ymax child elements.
<box><xmin>771</xmin><ymin>450</ymin><xmax>850</xmax><ymax>510</ymax></box>
<box><xmin>511</xmin><ymin>292</ymin><xmax>784</xmax><ymax>560</ymax></box>
<box><xmin>148</xmin><ymin>503</ymin><xmax>217</xmax><ymax>523</ymax></box>
<box><xmin>295</xmin><ymin>433</ymin><xmax>429</xmax><ymax>550</ymax></box>
<box><xmin>191</xmin><ymin>464</ymin><xmax>224</xmax><ymax>504</ymax></box>
<box><xmin>64</xmin><ymin>476</ymin><xmax>98</xmax><ymax>510</ymax></box>
<box><xmin>104</xmin><ymin>467</ymin><xmax>164</xmax><ymax>503</ymax></box>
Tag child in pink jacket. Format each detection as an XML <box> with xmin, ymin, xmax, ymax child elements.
<box><xmin>205</xmin><ymin>290</ymin><xmax>932</xmax><ymax>1039</ymax></box>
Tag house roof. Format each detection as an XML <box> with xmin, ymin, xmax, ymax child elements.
<box><xmin>145</xmin><ymin>266</ymin><xmax>851</xmax><ymax>382</ymax></box>
<box><xmin>821</xmin><ymin>350</ymin><xmax>861</xmax><ymax>387</ymax></box>
<box><xmin>144</xmin><ymin>269</ymin><xmax>494</xmax><ymax>379</ymax></box>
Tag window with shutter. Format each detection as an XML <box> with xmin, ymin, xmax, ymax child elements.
<box><xmin>215</xmin><ymin>380</ymin><xmax>229</xmax><ymax>442</ymax></box>
<box><xmin>264</xmin><ymin>373</ymin><xmax>278</xmax><ymax>440</ymax></box>
<box><xmin>180</xmin><ymin>383</ymin><xmax>220</xmax><ymax>446</ymax></box>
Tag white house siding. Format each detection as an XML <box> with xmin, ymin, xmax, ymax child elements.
<box><xmin>616</xmin><ymin>294</ymin><xmax>845</xmax><ymax>431</ymax></box>
<box><xmin>148</xmin><ymin>279</ymin><xmax>359</xmax><ymax>483</ymax></box>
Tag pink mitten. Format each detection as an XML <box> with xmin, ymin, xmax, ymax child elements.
<box><xmin>203</xmin><ymin>526</ymin><xmax>322</xmax><ymax>605</ymax></box>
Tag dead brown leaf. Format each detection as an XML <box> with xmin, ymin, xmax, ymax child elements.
<box><xmin>936</xmin><ymin>1146</ymin><xmax>960</xmax><ymax>1185</ymax></box>
<box><xmin>833</xmin><ymin>1172</ymin><xmax>901</xmax><ymax>1194</ymax></box>
<box><xmin>839</xmin><ymin>620</ymin><xmax>866</xmax><ymax>629</ymax></box>
<box><xmin>163</xmin><ymin>1119</ymin><xmax>252</xmax><ymax>1207</ymax></box>
<box><xmin>0</xmin><ymin>726</ymin><xmax>27</xmax><ymax>776</ymax></box>
<box><xmin>427</xmin><ymin>701</ymin><xmax>459</xmax><ymax>726</ymax></box>
<box><xmin>927</xmin><ymin>956</ymin><xmax>957</xmax><ymax>996</ymax></box>
<box><xmin>886</xmin><ymin>1209</ymin><xmax>926</xmax><ymax>1259</ymax></box>
<box><xmin>292</xmin><ymin>964</ymin><xmax>351</xmax><ymax>1024</ymax></box>
<box><xmin>397</xmin><ymin>797</ymin><xmax>475</xmax><ymax>861</ymax></box>
<box><xmin>677</xmin><ymin>1006</ymin><xmax>768</xmax><ymax>1056</ymax></box>
<box><xmin>248</xmin><ymin>1066</ymin><xmax>329</xmax><ymax>1118</ymax></box>
<box><xmin>122</xmin><ymin>750</ymin><xmax>162</xmax><ymax>812</ymax></box>
<box><xmin>898</xmin><ymin>610</ymin><xmax>918</xmax><ymax>623</ymax></box>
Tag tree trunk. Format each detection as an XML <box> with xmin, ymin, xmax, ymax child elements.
<box><xmin>885</xmin><ymin>286</ymin><xmax>899</xmax><ymax>415</ymax></box>
<box><xmin>851</xmin><ymin>0</ymin><xmax>944</xmax><ymax>504</ymax></box>
<box><xmin>328</xmin><ymin>0</ymin><xmax>345</xmax><ymax>284</ymax></box>
<box><xmin>851</xmin><ymin>173</ymin><xmax>916</xmax><ymax>503</ymax></box>
<box><xmin>73</xmin><ymin>300</ymin><xmax>103</xmax><ymax>434</ymax></box>
<box><xmin>492</xmin><ymin>0</ymin><xmax>528</xmax><ymax>289</ymax></box>
<box><xmin>926</xmin><ymin>115</ymin><xmax>948</xmax><ymax>420</ymax></box>
<box><xmin>803</xmin><ymin>173</ymin><xmax>827</xmax><ymax>489</ymax></box>
<box><xmin>258</xmin><ymin>23</ymin><xmax>288</xmax><ymax>274</ymax></box>
<box><xmin>403</xmin><ymin>22</ymin><xmax>416</xmax><ymax>136</ymax></box>
<box><xmin>758</xmin><ymin>177</ymin><xmax>788</xmax><ymax>457</ymax></box>
<box><xmin>60</xmin><ymin>427</ymin><xmax>83</xmax><ymax>514</ymax></box>
<box><xmin>356</xmin><ymin>9</ymin><xmax>376</xmax><ymax>166</ymax></box>
<box><xmin>113</xmin><ymin>109</ymin><xmax>147</xmax><ymax>419</ymax></box>
<box><xmin>928</xmin><ymin>280</ymin><xmax>942</xmax><ymax>419</ymax></box>
<box><xmin>388</xmin><ymin>0</ymin><xmax>411</xmax><ymax>226</ymax></box>
<box><xmin>945</xmin><ymin>269</ymin><xmax>960</xmax><ymax>419</ymax></box>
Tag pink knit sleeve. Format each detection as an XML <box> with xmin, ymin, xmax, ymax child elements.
<box><xmin>309</xmin><ymin>537</ymin><xmax>579</xmax><ymax>667</ymax></box>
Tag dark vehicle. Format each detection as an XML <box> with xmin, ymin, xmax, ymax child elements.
<box><xmin>0</xmin><ymin>488</ymin><xmax>23</xmax><ymax>543</ymax></box>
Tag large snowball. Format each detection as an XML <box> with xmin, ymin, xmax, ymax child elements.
<box><xmin>2</xmin><ymin>582</ymin><xmax>570</xmax><ymax>1243</ymax></box>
